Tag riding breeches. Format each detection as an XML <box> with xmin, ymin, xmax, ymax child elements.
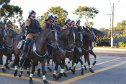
<box><xmin>26</xmin><ymin>33</ymin><xmax>38</xmax><ymax>40</ymax></box>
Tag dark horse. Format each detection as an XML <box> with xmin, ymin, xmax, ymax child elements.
<box><xmin>82</xmin><ymin>27</ymin><xmax>101</xmax><ymax>72</ymax></box>
<box><xmin>0</xmin><ymin>27</ymin><xmax>6</xmax><ymax>72</ymax></box>
<box><xmin>51</xmin><ymin>28</ymin><xmax>76</xmax><ymax>80</ymax></box>
<box><xmin>69</xmin><ymin>27</ymin><xmax>96</xmax><ymax>74</ymax></box>
<box><xmin>18</xmin><ymin>26</ymin><xmax>58</xmax><ymax>84</ymax></box>
<box><xmin>0</xmin><ymin>27</ymin><xmax>17</xmax><ymax>71</ymax></box>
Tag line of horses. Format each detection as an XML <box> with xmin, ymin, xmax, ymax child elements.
<box><xmin>0</xmin><ymin>26</ymin><xmax>101</xmax><ymax>84</ymax></box>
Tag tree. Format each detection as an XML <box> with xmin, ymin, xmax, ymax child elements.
<box><xmin>116</xmin><ymin>20</ymin><xmax>126</xmax><ymax>30</ymax></box>
<box><xmin>74</xmin><ymin>6</ymin><xmax>99</xmax><ymax>26</ymax></box>
<box><xmin>38</xmin><ymin>6</ymin><xmax>68</xmax><ymax>27</ymax></box>
<box><xmin>0</xmin><ymin>0</ymin><xmax>23</xmax><ymax>32</ymax></box>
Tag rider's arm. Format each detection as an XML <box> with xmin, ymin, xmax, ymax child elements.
<box><xmin>41</xmin><ymin>23</ymin><xmax>47</xmax><ymax>30</ymax></box>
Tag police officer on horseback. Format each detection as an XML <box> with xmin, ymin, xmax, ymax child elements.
<box><xmin>5</xmin><ymin>19</ymin><xmax>13</xmax><ymax>30</ymax></box>
<box><xmin>53</xmin><ymin>14</ymin><xmax>61</xmax><ymax>32</ymax></box>
<box><xmin>76</xmin><ymin>19</ymin><xmax>82</xmax><ymax>30</ymax></box>
<box><xmin>63</xmin><ymin>18</ymin><xmax>71</xmax><ymax>30</ymax></box>
<box><xmin>0</xmin><ymin>20</ymin><xmax>7</xmax><ymax>40</ymax></box>
<box><xmin>42</xmin><ymin>13</ymin><xmax>54</xmax><ymax>30</ymax></box>
<box><xmin>19</xmin><ymin>22</ymin><xmax>25</xmax><ymax>33</ymax></box>
<box><xmin>21</xmin><ymin>10</ymin><xmax>41</xmax><ymax>58</ymax></box>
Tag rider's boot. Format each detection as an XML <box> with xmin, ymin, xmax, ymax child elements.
<box><xmin>20</xmin><ymin>38</ymin><xmax>31</xmax><ymax>59</ymax></box>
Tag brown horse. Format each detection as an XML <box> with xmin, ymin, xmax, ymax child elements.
<box><xmin>0</xmin><ymin>27</ymin><xmax>6</xmax><ymax>72</ymax></box>
<box><xmin>82</xmin><ymin>27</ymin><xmax>101</xmax><ymax>72</ymax></box>
<box><xmin>0</xmin><ymin>27</ymin><xmax>17</xmax><ymax>71</ymax></box>
<box><xmin>51</xmin><ymin>28</ymin><xmax>76</xmax><ymax>80</ymax></box>
<box><xmin>18</xmin><ymin>26</ymin><xmax>58</xmax><ymax>84</ymax></box>
<box><xmin>70</xmin><ymin>27</ymin><xmax>96</xmax><ymax>74</ymax></box>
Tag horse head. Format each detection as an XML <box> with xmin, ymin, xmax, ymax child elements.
<box><xmin>6</xmin><ymin>28</ymin><xmax>17</xmax><ymax>38</ymax></box>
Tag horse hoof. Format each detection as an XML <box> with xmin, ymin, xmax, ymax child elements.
<box><xmin>37</xmin><ymin>69</ymin><xmax>40</xmax><ymax>77</ymax></box>
<box><xmin>14</xmin><ymin>70</ymin><xmax>18</xmax><ymax>76</ymax></box>
<box><xmin>19</xmin><ymin>73</ymin><xmax>22</xmax><ymax>78</ymax></box>
<box><xmin>69</xmin><ymin>67</ymin><xmax>71</xmax><ymax>70</ymax></box>
<box><xmin>53</xmin><ymin>74</ymin><xmax>57</xmax><ymax>80</ymax></box>
<box><xmin>85</xmin><ymin>67</ymin><xmax>87</xmax><ymax>70</ymax></box>
<box><xmin>27</xmin><ymin>71</ymin><xmax>30</xmax><ymax>75</ymax></box>
<box><xmin>29</xmin><ymin>80</ymin><xmax>34</xmax><ymax>84</ymax></box>
<box><xmin>2</xmin><ymin>68</ymin><xmax>6</xmax><ymax>73</ymax></box>
<box><xmin>93</xmin><ymin>61</ymin><xmax>96</xmax><ymax>66</ymax></box>
<box><xmin>81</xmin><ymin>72</ymin><xmax>84</xmax><ymax>75</ymax></box>
<box><xmin>89</xmin><ymin>68</ymin><xmax>94</xmax><ymax>73</ymax></box>
<box><xmin>71</xmin><ymin>69</ymin><xmax>75</xmax><ymax>74</ymax></box>
<box><xmin>43</xmin><ymin>80</ymin><xmax>49</xmax><ymax>84</ymax></box>
<box><xmin>6</xmin><ymin>66</ymin><xmax>10</xmax><ymax>70</ymax></box>
<box><xmin>64</xmin><ymin>73</ymin><xmax>68</xmax><ymax>77</ymax></box>
<box><xmin>48</xmin><ymin>67</ymin><xmax>52</xmax><ymax>72</ymax></box>
<box><xmin>56</xmin><ymin>73</ymin><xmax>63</xmax><ymax>80</ymax></box>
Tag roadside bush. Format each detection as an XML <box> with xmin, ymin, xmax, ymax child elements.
<box><xmin>118</xmin><ymin>42</ymin><xmax>126</xmax><ymax>47</ymax></box>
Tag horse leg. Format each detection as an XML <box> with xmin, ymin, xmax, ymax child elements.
<box><xmin>87</xmin><ymin>54</ymin><xmax>94</xmax><ymax>73</ymax></box>
<box><xmin>84</xmin><ymin>53</ymin><xmax>88</xmax><ymax>70</ymax></box>
<box><xmin>62</xmin><ymin>58</ymin><xmax>68</xmax><ymax>77</ymax></box>
<box><xmin>19</xmin><ymin>58</ymin><xmax>25</xmax><ymax>77</ymax></box>
<box><xmin>53</xmin><ymin>63</ymin><xmax>58</xmax><ymax>80</ymax></box>
<box><xmin>36</xmin><ymin>64</ymin><xmax>40</xmax><ymax>77</ymax></box>
<box><xmin>90</xmin><ymin>50</ymin><xmax>97</xmax><ymax>66</ymax></box>
<box><xmin>41</xmin><ymin>59</ymin><xmax>49</xmax><ymax>84</ymax></box>
<box><xmin>29</xmin><ymin>64</ymin><xmax>35</xmax><ymax>84</ymax></box>
<box><xmin>14</xmin><ymin>54</ymin><xmax>19</xmax><ymax>76</ymax></box>
<box><xmin>47</xmin><ymin>58</ymin><xmax>52</xmax><ymax>72</ymax></box>
<box><xmin>55</xmin><ymin>59</ymin><xmax>64</xmax><ymax>80</ymax></box>
<box><xmin>5</xmin><ymin>56</ymin><xmax>10</xmax><ymax>70</ymax></box>
<box><xmin>77</xmin><ymin>57</ymin><xmax>84</xmax><ymax>75</ymax></box>
<box><xmin>0</xmin><ymin>55</ymin><xmax>6</xmax><ymax>72</ymax></box>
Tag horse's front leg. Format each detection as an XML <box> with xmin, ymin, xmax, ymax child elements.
<box><xmin>77</xmin><ymin>57</ymin><xmax>84</xmax><ymax>75</ymax></box>
<box><xmin>87</xmin><ymin>54</ymin><xmax>94</xmax><ymax>73</ymax></box>
<box><xmin>14</xmin><ymin>54</ymin><xmax>19</xmax><ymax>76</ymax></box>
<box><xmin>0</xmin><ymin>55</ymin><xmax>6</xmax><ymax>72</ymax></box>
<box><xmin>53</xmin><ymin>63</ymin><xmax>58</xmax><ymax>80</ymax></box>
<box><xmin>5</xmin><ymin>55</ymin><xmax>11</xmax><ymax>70</ymax></box>
<box><xmin>29</xmin><ymin>64</ymin><xmax>35</xmax><ymax>84</ymax></box>
<box><xmin>41</xmin><ymin>59</ymin><xmax>49</xmax><ymax>84</ymax></box>
<box><xmin>90</xmin><ymin>50</ymin><xmax>97</xmax><ymax>66</ymax></box>
<box><xmin>62</xmin><ymin>58</ymin><xmax>68</xmax><ymax>77</ymax></box>
<box><xmin>18</xmin><ymin>58</ymin><xmax>25</xmax><ymax>77</ymax></box>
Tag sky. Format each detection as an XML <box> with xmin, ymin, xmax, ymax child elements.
<box><xmin>10</xmin><ymin>0</ymin><xmax>126</xmax><ymax>29</ymax></box>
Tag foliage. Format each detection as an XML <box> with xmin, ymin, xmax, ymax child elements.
<box><xmin>118</xmin><ymin>42</ymin><xmax>126</xmax><ymax>47</ymax></box>
<box><xmin>99</xmin><ymin>28</ymin><xmax>109</xmax><ymax>31</ymax></box>
<box><xmin>37</xmin><ymin>6</ymin><xmax>68</xmax><ymax>27</ymax></box>
<box><xmin>73</xmin><ymin>6</ymin><xmax>99</xmax><ymax>26</ymax></box>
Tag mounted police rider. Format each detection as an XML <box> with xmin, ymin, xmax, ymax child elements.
<box><xmin>0</xmin><ymin>20</ymin><xmax>7</xmax><ymax>41</ymax></box>
<box><xmin>5</xmin><ymin>19</ymin><xmax>14</xmax><ymax>30</ymax></box>
<box><xmin>53</xmin><ymin>14</ymin><xmax>61</xmax><ymax>32</ymax></box>
<box><xmin>63</xmin><ymin>18</ymin><xmax>71</xmax><ymax>30</ymax></box>
<box><xmin>70</xmin><ymin>20</ymin><xmax>76</xmax><ymax>28</ymax></box>
<box><xmin>21</xmin><ymin>10</ymin><xmax>41</xmax><ymax>58</ymax></box>
<box><xmin>76</xmin><ymin>19</ymin><xmax>82</xmax><ymax>30</ymax></box>
<box><xmin>42</xmin><ymin>13</ymin><xmax>54</xmax><ymax>30</ymax></box>
<box><xmin>19</xmin><ymin>22</ymin><xmax>25</xmax><ymax>33</ymax></box>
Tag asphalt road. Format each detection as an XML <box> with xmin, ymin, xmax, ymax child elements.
<box><xmin>0</xmin><ymin>52</ymin><xmax>126</xmax><ymax>84</ymax></box>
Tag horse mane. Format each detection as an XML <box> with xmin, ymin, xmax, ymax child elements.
<box><xmin>58</xmin><ymin>28</ymin><xmax>70</xmax><ymax>39</ymax></box>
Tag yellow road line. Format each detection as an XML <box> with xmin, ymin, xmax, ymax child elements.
<box><xmin>0</xmin><ymin>72</ymin><xmax>60</xmax><ymax>84</ymax></box>
<box><xmin>61</xmin><ymin>61</ymin><xmax>126</xmax><ymax>84</ymax></box>
<box><xmin>65</xmin><ymin>58</ymin><xmax>120</xmax><ymax>73</ymax></box>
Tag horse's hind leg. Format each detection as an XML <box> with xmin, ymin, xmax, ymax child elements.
<box><xmin>41</xmin><ymin>59</ymin><xmax>49</xmax><ymax>84</ymax></box>
<box><xmin>90</xmin><ymin>50</ymin><xmax>97</xmax><ymax>66</ymax></box>
<box><xmin>77</xmin><ymin>57</ymin><xmax>84</xmax><ymax>75</ymax></box>
<box><xmin>84</xmin><ymin>53</ymin><xmax>88</xmax><ymax>70</ymax></box>
<box><xmin>5</xmin><ymin>55</ymin><xmax>11</xmax><ymax>70</ymax></box>
<box><xmin>0</xmin><ymin>55</ymin><xmax>6</xmax><ymax>72</ymax></box>
<box><xmin>87</xmin><ymin>54</ymin><xmax>94</xmax><ymax>73</ymax></box>
<box><xmin>36</xmin><ymin>63</ymin><xmax>40</xmax><ymax>77</ymax></box>
<box><xmin>47</xmin><ymin>58</ymin><xmax>52</xmax><ymax>72</ymax></box>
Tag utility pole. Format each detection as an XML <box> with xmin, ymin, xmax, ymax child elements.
<box><xmin>111</xmin><ymin>3</ymin><xmax>114</xmax><ymax>47</ymax></box>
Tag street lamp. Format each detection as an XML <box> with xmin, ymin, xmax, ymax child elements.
<box><xmin>108</xmin><ymin>0</ymin><xmax>120</xmax><ymax>47</ymax></box>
